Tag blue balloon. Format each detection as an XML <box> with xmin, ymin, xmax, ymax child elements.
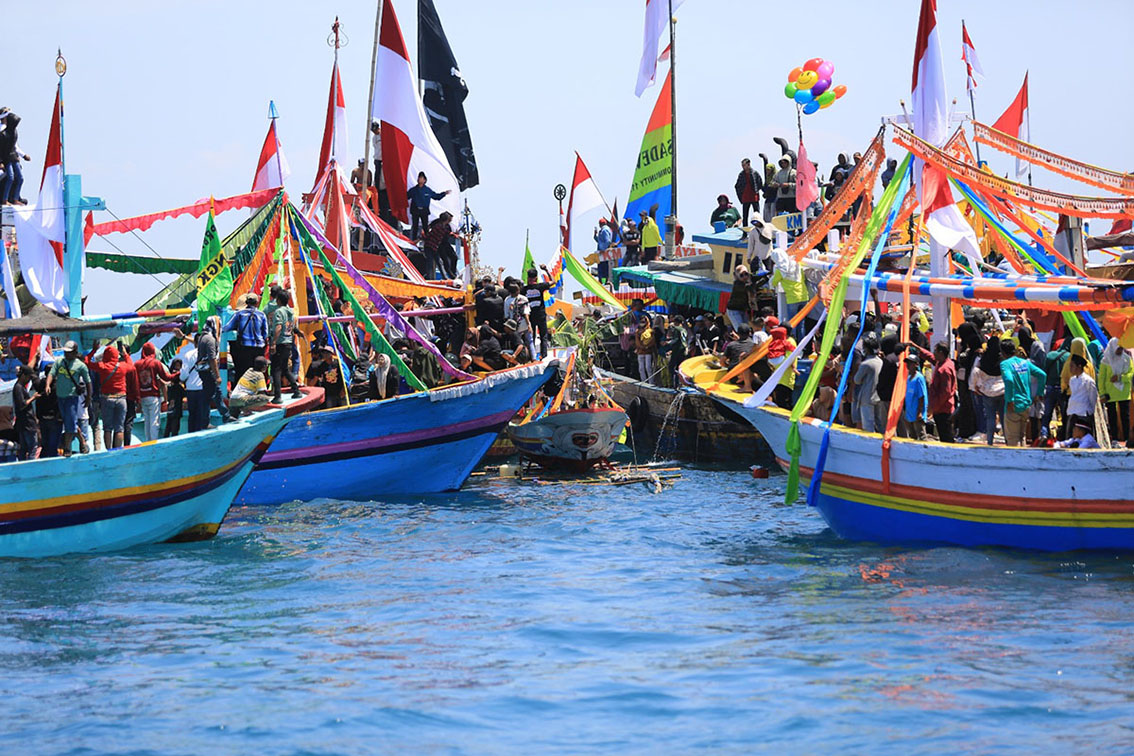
<box><xmin>793</xmin><ymin>88</ymin><xmax>814</xmax><ymax>105</ymax></box>
<box><xmin>803</xmin><ymin>100</ymin><xmax>821</xmax><ymax>115</ymax></box>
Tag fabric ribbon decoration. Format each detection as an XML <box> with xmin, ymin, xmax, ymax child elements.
<box><xmin>741</xmin><ymin>313</ymin><xmax>826</xmax><ymax>409</ymax></box>
<box><xmin>295</xmin><ymin>211</ymin><xmax>475</xmax><ymax>382</ymax></box>
<box><xmin>783</xmin><ymin>153</ymin><xmax>911</xmax><ymax>505</ymax></box>
<box><xmin>292</xmin><ymin>208</ymin><xmax>426</xmax><ymax>392</ymax></box>
<box><xmin>86</xmin><ymin>188</ymin><xmax>282</xmax><ymax>244</ymax></box>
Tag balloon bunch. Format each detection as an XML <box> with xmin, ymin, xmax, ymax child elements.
<box><xmin>784</xmin><ymin>58</ymin><xmax>847</xmax><ymax>115</ymax></box>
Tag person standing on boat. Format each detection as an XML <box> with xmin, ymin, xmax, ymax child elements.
<box><xmin>620</xmin><ymin>219</ymin><xmax>642</xmax><ymax>267</ymax></box>
<box><xmin>633</xmin><ymin>308</ymin><xmax>659</xmax><ymax>385</ymax></box>
<box><xmin>1064</xmin><ymin>353</ymin><xmax>1099</xmax><ymax>438</ymax></box>
<box><xmin>266</xmin><ymin>288</ymin><xmax>302</xmax><ymax>404</ymax></box>
<box><xmin>0</xmin><ymin>109</ymin><xmax>30</xmax><ymax>205</ymax></box>
<box><xmin>726</xmin><ymin>265</ymin><xmax>757</xmax><ymax>330</ymax></box>
<box><xmin>1040</xmin><ymin>336</ymin><xmax>1071</xmax><ymax>442</ymax></box>
<box><xmin>880</xmin><ymin>158</ymin><xmax>898</xmax><ymax>189</ymax></box>
<box><xmin>406</xmin><ymin>172</ymin><xmax>451</xmax><ymax>240</ymax></box>
<box><xmin>771</xmin><ymin>156</ymin><xmax>797</xmax><ymax>215</ymax></box>
<box><xmin>46</xmin><ymin>341</ymin><xmax>91</xmax><ymax>455</ymax></box>
<box><xmin>178</xmin><ymin>320</ymin><xmax>233</xmax><ymax>430</ymax></box>
<box><xmin>90</xmin><ymin>343</ymin><xmax>129</xmax><ymax>450</ymax></box>
<box><xmin>13</xmin><ymin>365</ymin><xmax>39</xmax><ymax>459</ymax></box>
<box><xmin>134</xmin><ymin>342</ymin><xmax>174</xmax><ymax>443</ymax></box>
<box><xmin>523</xmin><ymin>266</ymin><xmax>553</xmax><ymax>358</ymax></box>
<box><xmin>639</xmin><ymin>211</ymin><xmax>663</xmax><ymax>263</ymax></box>
<box><xmin>735</xmin><ymin>159</ymin><xmax>763</xmax><ymax>227</ymax></box>
<box><xmin>506</xmin><ymin>286</ymin><xmax>535</xmax><ymax>361</ymax></box>
<box><xmin>853</xmin><ymin>335</ymin><xmax>883</xmax><ymax>433</ymax></box>
<box><xmin>898</xmin><ymin>353</ymin><xmax>928</xmax><ymax>440</ymax></box>
<box><xmin>224</xmin><ymin>294</ymin><xmax>269</xmax><ymax>388</ymax></box>
<box><xmin>306</xmin><ymin>346</ymin><xmax>346</xmax><ymax>409</ymax></box>
<box><xmin>1099</xmin><ymin>338</ymin><xmax>1132</xmax><ymax>447</ymax></box>
<box><xmin>999</xmin><ymin>340</ymin><xmax>1047</xmax><ymax>447</ymax></box>
<box><xmin>969</xmin><ymin>336</ymin><xmax>1005</xmax><ymax>445</ymax></box>
<box><xmin>164</xmin><ymin>358</ymin><xmax>185</xmax><ymax>437</ymax></box>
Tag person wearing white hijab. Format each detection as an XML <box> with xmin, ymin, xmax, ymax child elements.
<box><xmin>368</xmin><ymin>352</ymin><xmax>397</xmax><ymax>401</ymax></box>
<box><xmin>1099</xmin><ymin>337</ymin><xmax>1133</xmax><ymax>445</ymax></box>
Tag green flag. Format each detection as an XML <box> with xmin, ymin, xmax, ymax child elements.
<box><xmin>523</xmin><ymin>230</ymin><xmax>536</xmax><ymax>279</ymax></box>
<box><xmin>196</xmin><ymin>209</ymin><xmax>232</xmax><ymax>327</ymax></box>
<box><xmin>561</xmin><ymin>247</ymin><xmax>626</xmax><ymax>310</ymax></box>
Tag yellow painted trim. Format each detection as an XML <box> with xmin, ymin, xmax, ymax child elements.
<box><xmin>0</xmin><ymin>435</ymin><xmax>273</xmax><ymax>516</ymax></box>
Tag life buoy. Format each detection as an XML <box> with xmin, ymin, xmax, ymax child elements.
<box><xmin>627</xmin><ymin>396</ymin><xmax>649</xmax><ymax>433</ymax></box>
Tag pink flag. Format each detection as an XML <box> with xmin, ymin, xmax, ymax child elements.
<box><xmin>795</xmin><ymin>141</ymin><xmax>819</xmax><ymax>213</ymax></box>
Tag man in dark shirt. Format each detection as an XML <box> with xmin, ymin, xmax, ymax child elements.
<box><xmin>13</xmin><ymin>365</ymin><xmax>39</xmax><ymax>460</ymax></box>
<box><xmin>405</xmin><ymin>171</ymin><xmax>451</xmax><ymax>240</ymax></box>
<box><xmin>621</xmin><ymin>220</ymin><xmax>642</xmax><ymax>267</ymax></box>
<box><xmin>723</xmin><ymin>324</ymin><xmax>756</xmax><ymax>392</ymax></box>
<box><xmin>306</xmin><ymin>346</ymin><xmax>346</xmax><ymax>408</ymax></box>
<box><xmin>523</xmin><ymin>265</ymin><xmax>553</xmax><ymax>358</ymax></box>
<box><xmin>474</xmin><ymin>279</ymin><xmax>506</xmax><ymax>332</ymax></box>
<box><xmin>471</xmin><ymin>325</ymin><xmax>506</xmax><ymax>371</ymax></box>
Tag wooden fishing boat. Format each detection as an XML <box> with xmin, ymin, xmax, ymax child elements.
<box><xmin>0</xmin><ymin>407</ymin><xmax>290</xmax><ymax>558</ymax></box>
<box><xmin>237</xmin><ymin>361</ymin><xmax>555</xmax><ymax>503</ymax></box>
<box><xmin>595</xmin><ymin>367</ymin><xmax>770</xmax><ymax>467</ymax></box>
<box><xmin>685</xmin><ymin>350</ymin><xmax>1134</xmax><ymax>552</ymax></box>
<box><xmin>506</xmin><ymin>406</ymin><xmax>629</xmax><ymax>472</ymax></box>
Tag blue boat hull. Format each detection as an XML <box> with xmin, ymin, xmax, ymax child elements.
<box><xmin>237</xmin><ymin>363</ymin><xmax>554</xmax><ymax>504</ymax></box>
<box><xmin>0</xmin><ymin>411</ymin><xmax>286</xmax><ymax>558</ymax></box>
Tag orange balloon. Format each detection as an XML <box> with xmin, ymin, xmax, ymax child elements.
<box><xmin>788</xmin><ymin>66</ymin><xmax>802</xmax><ymax>83</ymax></box>
<box><xmin>834</xmin><ymin>84</ymin><xmax>848</xmax><ymax>99</ymax></box>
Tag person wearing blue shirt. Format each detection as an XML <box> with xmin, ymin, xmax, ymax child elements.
<box><xmin>899</xmin><ymin>352</ymin><xmax>928</xmax><ymax>440</ymax></box>
<box><xmin>223</xmin><ymin>293</ymin><xmax>269</xmax><ymax>389</ymax></box>
<box><xmin>406</xmin><ymin>171</ymin><xmax>451</xmax><ymax>240</ymax></box>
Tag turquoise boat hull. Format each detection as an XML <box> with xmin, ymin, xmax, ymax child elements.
<box><xmin>0</xmin><ymin>410</ymin><xmax>287</xmax><ymax>558</ymax></box>
<box><xmin>237</xmin><ymin>362</ymin><xmax>554</xmax><ymax>504</ymax></box>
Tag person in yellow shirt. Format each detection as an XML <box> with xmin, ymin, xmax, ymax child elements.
<box><xmin>229</xmin><ymin>356</ymin><xmax>272</xmax><ymax>417</ymax></box>
<box><xmin>638</xmin><ymin>211</ymin><xmax>664</xmax><ymax>263</ymax></box>
<box><xmin>1099</xmin><ymin>337</ymin><xmax>1133</xmax><ymax>447</ymax></box>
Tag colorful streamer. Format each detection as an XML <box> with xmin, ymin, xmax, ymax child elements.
<box><xmin>784</xmin><ymin>153</ymin><xmax>911</xmax><ymax>505</ymax></box>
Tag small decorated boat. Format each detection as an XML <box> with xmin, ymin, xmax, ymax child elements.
<box><xmin>0</xmin><ymin>407</ymin><xmax>289</xmax><ymax>558</ymax></box>
<box><xmin>506</xmin><ymin>351</ymin><xmax>628</xmax><ymax>471</ymax></box>
<box><xmin>506</xmin><ymin>406</ymin><xmax>628</xmax><ymax>471</ymax></box>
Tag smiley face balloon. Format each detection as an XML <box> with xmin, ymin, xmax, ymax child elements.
<box><xmin>784</xmin><ymin>58</ymin><xmax>847</xmax><ymax>115</ymax></box>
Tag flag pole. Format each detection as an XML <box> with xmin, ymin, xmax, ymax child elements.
<box><xmin>963</xmin><ymin>20</ymin><xmax>982</xmax><ymax>164</ymax></box>
<box><xmin>1026</xmin><ymin>80</ymin><xmax>1033</xmax><ymax>187</ymax></box>
<box><xmin>666</xmin><ymin>0</ymin><xmax>678</xmax><ymax>258</ymax></box>
<box><xmin>360</xmin><ymin>3</ymin><xmax>382</xmax><ymax>260</ymax></box>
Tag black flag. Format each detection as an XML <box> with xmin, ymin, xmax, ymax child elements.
<box><xmin>418</xmin><ymin>0</ymin><xmax>479</xmax><ymax>191</ymax></box>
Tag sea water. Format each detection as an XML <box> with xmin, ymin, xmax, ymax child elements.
<box><xmin>1</xmin><ymin>470</ymin><xmax>1132</xmax><ymax>754</ymax></box>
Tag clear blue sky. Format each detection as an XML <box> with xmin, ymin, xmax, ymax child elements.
<box><xmin>8</xmin><ymin>0</ymin><xmax>1133</xmax><ymax>314</ymax></box>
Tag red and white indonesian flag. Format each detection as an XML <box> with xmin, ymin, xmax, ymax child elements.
<box><xmin>373</xmin><ymin>0</ymin><xmax>460</xmax><ymax>225</ymax></box>
<box><xmin>961</xmin><ymin>22</ymin><xmax>984</xmax><ymax>92</ymax></box>
<box><xmin>315</xmin><ymin>61</ymin><xmax>350</xmax><ymax>187</ymax></box>
<box><xmin>565</xmin><ymin>152</ymin><xmax>607</xmax><ymax>253</ymax></box>
<box><xmin>795</xmin><ymin>141</ymin><xmax>819</xmax><ymax>213</ymax></box>
<box><xmin>635</xmin><ymin>0</ymin><xmax>684</xmax><ymax>97</ymax></box>
<box><xmin>13</xmin><ymin>85</ymin><xmax>68</xmax><ymax>313</ymax></box>
<box><xmin>993</xmin><ymin>73</ymin><xmax>1030</xmax><ymax>180</ymax></box>
<box><xmin>252</xmin><ymin>119</ymin><xmax>290</xmax><ymax>192</ymax></box>
<box><xmin>910</xmin><ymin>0</ymin><xmax>981</xmax><ymax>272</ymax></box>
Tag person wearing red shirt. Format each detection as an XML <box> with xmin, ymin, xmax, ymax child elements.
<box><xmin>909</xmin><ymin>341</ymin><xmax>958</xmax><ymax>443</ymax></box>
<box><xmin>119</xmin><ymin>345</ymin><xmax>141</xmax><ymax>446</ymax></box>
<box><xmin>135</xmin><ymin>342</ymin><xmax>174</xmax><ymax>442</ymax></box>
<box><xmin>89</xmin><ymin>343</ymin><xmax>127</xmax><ymax>450</ymax></box>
